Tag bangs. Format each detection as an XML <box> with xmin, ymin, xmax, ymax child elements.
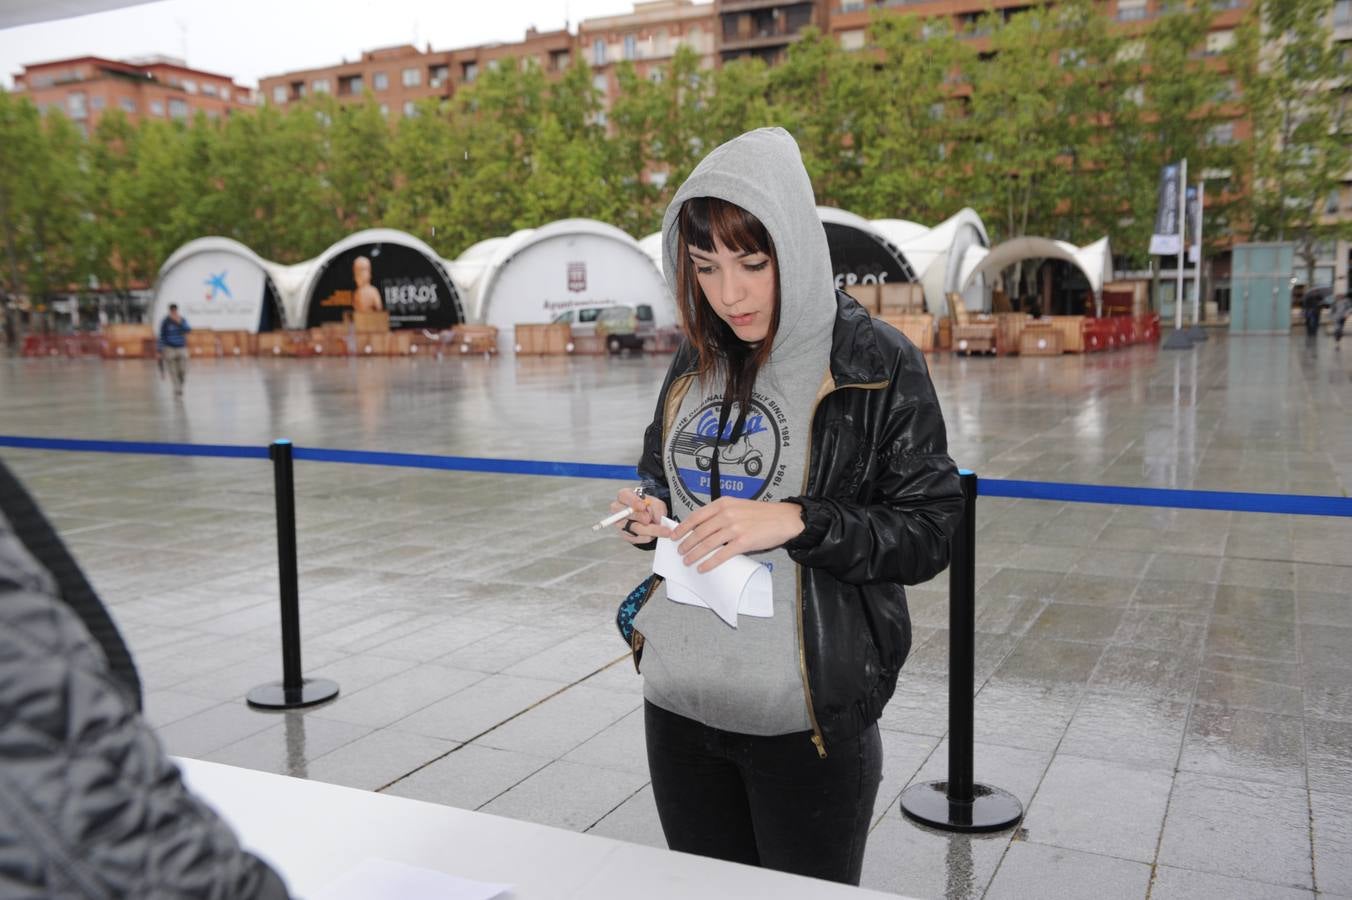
<box><xmin>679</xmin><ymin>197</ymin><xmax>773</xmax><ymax>257</ymax></box>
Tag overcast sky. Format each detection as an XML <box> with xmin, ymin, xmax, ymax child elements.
<box><xmin>0</xmin><ymin>0</ymin><xmax>665</xmax><ymax>89</ymax></box>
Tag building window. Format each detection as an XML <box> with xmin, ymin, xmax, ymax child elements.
<box><xmin>403</xmin><ymin>100</ymin><xmax>417</xmax><ymax>117</ymax></box>
<box><xmin>462</xmin><ymin>61</ymin><xmax>478</xmax><ymax>82</ymax></box>
<box><xmin>1204</xmin><ymin>30</ymin><xmax>1234</xmax><ymax>56</ymax></box>
<box><xmin>183</xmin><ymin>79</ymin><xmax>197</xmax><ymax>94</ymax></box>
<box><xmin>67</xmin><ymin>92</ymin><xmax>87</xmax><ymax>119</ymax></box>
<box><xmin>1335</xmin><ymin>0</ymin><xmax>1352</xmax><ymax>27</ymax></box>
<box><xmin>168</xmin><ymin>99</ymin><xmax>189</xmax><ymax>119</ymax></box>
<box><xmin>373</xmin><ymin>71</ymin><xmax>388</xmax><ymax>91</ymax></box>
<box><xmin>273</xmin><ymin>85</ymin><xmax>288</xmax><ymax>104</ymax></box>
<box><xmin>150</xmin><ymin>100</ymin><xmax>165</xmax><ymax>116</ymax></box>
<box><xmin>649</xmin><ymin>67</ymin><xmax>664</xmax><ymax>83</ymax></box>
<box><xmin>221</xmin><ymin>86</ymin><xmax>231</xmax><ymax>100</ymax></box>
<box><xmin>624</xmin><ymin>34</ymin><xmax>638</xmax><ymax>60</ymax></box>
<box><xmin>120</xmin><ymin>97</ymin><xmax>136</xmax><ymax>113</ymax></box>
<box><xmin>592</xmin><ymin>73</ymin><xmax>608</xmax><ymax>95</ymax></box>
<box><xmin>839</xmin><ymin>29</ymin><xmax>866</xmax><ymax>51</ymax></box>
<box><xmin>429</xmin><ymin>64</ymin><xmax>449</xmax><ymax>86</ymax></box>
<box><xmin>339</xmin><ymin>74</ymin><xmax>363</xmax><ymax>95</ymax></box>
<box><xmin>550</xmin><ymin>49</ymin><xmax>570</xmax><ymax>71</ymax></box>
<box><xmin>1206</xmin><ymin>122</ymin><xmax>1235</xmax><ymax>145</ymax></box>
<box><xmin>312</xmin><ymin>78</ymin><xmax>330</xmax><ymax>94</ymax></box>
<box><xmin>402</xmin><ymin>67</ymin><xmax>420</xmax><ymax>87</ymax></box>
<box><xmin>91</xmin><ymin>95</ymin><xmax>105</xmax><ymax>110</ymax></box>
<box><xmin>593</xmin><ymin>38</ymin><xmax>607</xmax><ymax>66</ymax></box>
<box><xmin>379</xmin><ymin>103</ymin><xmax>389</xmax><ymax>117</ymax></box>
<box><xmin>1125</xmin><ymin>85</ymin><xmax>1145</xmax><ymax>106</ymax></box>
<box><xmin>1116</xmin><ymin>0</ymin><xmax>1148</xmax><ymax>22</ymax></box>
<box><xmin>202</xmin><ymin>82</ymin><xmax>218</xmax><ymax>97</ymax></box>
<box><xmin>1327</xmin><ymin>191</ymin><xmax>1342</xmax><ymax>215</ymax></box>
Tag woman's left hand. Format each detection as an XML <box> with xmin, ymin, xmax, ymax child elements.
<box><xmin>670</xmin><ymin>498</ymin><xmax>805</xmax><ymax>573</ymax></box>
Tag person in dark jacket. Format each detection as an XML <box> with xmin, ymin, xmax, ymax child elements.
<box><xmin>0</xmin><ymin>458</ymin><xmax>290</xmax><ymax>899</ymax></box>
<box><xmin>607</xmin><ymin>128</ymin><xmax>963</xmax><ymax>885</ymax></box>
<box><xmin>158</xmin><ymin>303</ymin><xmax>192</xmax><ymax>397</ymax></box>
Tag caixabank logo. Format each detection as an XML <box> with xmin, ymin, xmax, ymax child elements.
<box><xmin>669</xmin><ymin>394</ymin><xmax>790</xmax><ymax>508</ymax></box>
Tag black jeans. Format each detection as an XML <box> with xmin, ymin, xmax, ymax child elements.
<box><xmin>644</xmin><ymin>700</ymin><xmax>883</xmax><ymax>886</ymax></box>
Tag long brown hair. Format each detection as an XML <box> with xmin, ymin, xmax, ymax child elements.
<box><xmin>675</xmin><ymin>197</ymin><xmax>781</xmax><ymax>416</ymax></box>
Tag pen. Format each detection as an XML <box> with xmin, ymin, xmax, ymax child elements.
<box><xmin>591</xmin><ymin>486</ymin><xmax>650</xmax><ymax>531</ymax></box>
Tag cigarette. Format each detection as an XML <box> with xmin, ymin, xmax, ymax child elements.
<box><xmin>592</xmin><ymin>496</ymin><xmax>651</xmax><ymax>532</ymax></box>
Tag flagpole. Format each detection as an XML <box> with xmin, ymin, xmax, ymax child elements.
<box><xmin>1188</xmin><ymin>179</ymin><xmax>1208</xmax><ymax>342</ymax></box>
<box><xmin>1176</xmin><ymin>158</ymin><xmax>1187</xmax><ymax>333</ymax></box>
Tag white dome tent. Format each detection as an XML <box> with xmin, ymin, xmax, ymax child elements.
<box><xmin>960</xmin><ymin>236</ymin><xmax>1113</xmax><ymax>317</ymax></box>
<box><xmin>296</xmin><ymin>228</ymin><xmax>465</xmax><ymax>331</ymax></box>
<box><xmin>889</xmin><ymin>209</ymin><xmax>991</xmax><ymax>318</ymax></box>
<box><xmin>473</xmin><ymin>218</ymin><xmax>673</xmax><ymax>351</ymax></box>
<box><xmin>638</xmin><ymin>232</ymin><xmax>665</xmax><ymax>277</ymax></box>
<box><xmin>151</xmin><ymin>237</ymin><xmax>284</xmax><ymax>333</ymax></box>
<box><xmin>817</xmin><ymin>207</ymin><xmax>918</xmax><ymax>290</ymax></box>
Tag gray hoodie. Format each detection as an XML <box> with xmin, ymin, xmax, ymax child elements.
<box><xmin>635</xmin><ymin>128</ymin><xmax>839</xmax><ymax>735</ymax></box>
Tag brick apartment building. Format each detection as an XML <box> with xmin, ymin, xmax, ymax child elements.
<box><xmin>716</xmin><ymin>0</ymin><xmax>829</xmax><ymax>64</ymax></box>
<box><xmin>11</xmin><ymin>55</ymin><xmax>253</xmax><ymax>133</ymax></box>
<box><xmin>579</xmin><ymin>0</ymin><xmax>718</xmax><ymax>115</ymax></box>
<box><xmin>258</xmin><ymin>27</ymin><xmax>576</xmax><ymax>124</ymax></box>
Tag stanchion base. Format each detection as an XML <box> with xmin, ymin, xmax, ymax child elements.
<box><xmin>899</xmin><ymin>781</ymin><xmax>1023</xmax><ymax>833</ymax></box>
<box><xmin>247</xmin><ymin>678</ymin><xmax>339</xmax><ymax>710</ymax></box>
<box><xmin>1186</xmin><ymin>325</ymin><xmax>1208</xmax><ymax>342</ymax></box>
<box><xmin>1161</xmin><ymin>329</ymin><xmax>1194</xmax><ymax>349</ymax></box>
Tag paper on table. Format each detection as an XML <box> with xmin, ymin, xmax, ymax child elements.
<box><xmin>313</xmin><ymin>858</ymin><xmax>512</xmax><ymax>900</ymax></box>
<box><xmin>653</xmin><ymin>516</ymin><xmax>772</xmax><ymax>627</ymax></box>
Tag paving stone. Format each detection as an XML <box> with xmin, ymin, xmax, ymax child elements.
<box><xmin>1021</xmin><ymin>754</ymin><xmax>1173</xmax><ymax>862</ymax></box>
<box><xmin>1158</xmin><ymin>772</ymin><xmax>1312</xmax><ymax>890</ymax></box>
<box><xmin>381</xmin><ymin>743</ymin><xmax>552</xmax><ymax>810</ymax></box>
<box><xmin>985</xmin><ymin>841</ymin><xmax>1151</xmax><ymax>900</ymax></box>
<box><xmin>478</xmin><ymin>759</ymin><xmax>650</xmax><ymax>832</ymax></box>
<box><xmin>305</xmin><ymin>728</ymin><xmax>458</xmax><ymax>792</ymax></box>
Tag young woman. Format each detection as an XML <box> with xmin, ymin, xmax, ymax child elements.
<box><xmin>610</xmin><ymin>127</ymin><xmax>963</xmax><ymax>885</ymax></box>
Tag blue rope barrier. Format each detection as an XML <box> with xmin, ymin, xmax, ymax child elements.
<box><xmin>0</xmin><ymin>435</ymin><xmax>268</xmax><ymax>460</ymax></box>
<box><xmin>3</xmin><ymin>434</ymin><xmax>1349</xmax><ymax>517</ymax></box>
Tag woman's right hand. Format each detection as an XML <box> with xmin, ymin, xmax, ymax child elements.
<box><xmin>611</xmin><ymin>489</ymin><xmax>670</xmax><ymax>545</ymax></box>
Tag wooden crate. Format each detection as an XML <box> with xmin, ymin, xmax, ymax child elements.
<box><xmin>355</xmin><ymin>333</ymin><xmax>390</xmax><ymax>355</ymax></box>
<box><xmin>1045</xmin><ymin>316</ymin><xmax>1086</xmax><ymax>353</ymax></box>
<box><xmin>1020</xmin><ymin>327</ymin><xmax>1063</xmax><ymax>356</ymax></box>
<box><xmin>514</xmin><ymin>323</ymin><xmax>547</xmax><ymax>355</ymax></box>
<box><xmin>937</xmin><ymin>316</ymin><xmax>953</xmax><ymax>351</ymax></box>
<box><xmin>353</xmin><ymin>311</ymin><xmax>390</xmax><ymax>333</ymax></box>
<box><xmin>953</xmin><ymin>327</ymin><xmax>997</xmax><ymax>355</ymax></box>
<box><xmin>879</xmin><ymin>282</ymin><xmax>925</xmax><ymax>314</ymax></box>
<box><xmin>878</xmin><ymin>313</ymin><xmax>934</xmax><ymax>352</ymax></box>
<box><xmin>843</xmin><ymin>283</ymin><xmax>879</xmax><ymax>314</ymax></box>
<box><xmin>388</xmin><ymin>331</ymin><xmax>416</xmax><ymax>355</ymax></box>
<box><xmin>449</xmin><ymin>325</ymin><xmax>498</xmax><ymax>355</ymax></box>
<box><xmin>186</xmin><ymin>330</ymin><xmax>218</xmax><ymax>357</ymax></box>
<box><xmin>258</xmin><ymin>333</ymin><xmax>292</xmax><ymax>356</ymax></box>
<box><xmin>105</xmin><ymin>323</ymin><xmax>154</xmax><ymax>342</ymax></box>
<box><xmin>571</xmin><ymin>334</ymin><xmax>606</xmax><ymax>355</ymax></box>
<box><xmin>545</xmin><ymin>323</ymin><xmax>573</xmax><ymax>355</ymax></box>
<box><xmin>994</xmin><ymin>313</ymin><xmax>1031</xmax><ymax>356</ymax></box>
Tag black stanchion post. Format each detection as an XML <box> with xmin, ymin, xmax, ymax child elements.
<box><xmin>899</xmin><ymin>469</ymin><xmax>1022</xmax><ymax>832</ymax></box>
<box><xmin>247</xmin><ymin>440</ymin><xmax>339</xmax><ymax>710</ymax></box>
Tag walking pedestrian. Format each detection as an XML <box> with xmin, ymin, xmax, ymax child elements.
<box><xmin>1333</xmin><ymin>293</ymin><xmax>1351</xmax><ymax>348</ymax></box>
<box><xmin>158</xmin><ymin>303</ymin><xmax>191</xmax><ymax>397</ymax></box>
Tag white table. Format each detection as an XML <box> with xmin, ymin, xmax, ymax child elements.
<box><xmin>177</xmin><ymin>758</ymin><xmax>912</xmax><ymax>900</ymax></box>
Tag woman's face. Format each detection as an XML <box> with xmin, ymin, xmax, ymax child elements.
<box><xmin>688</xmin><ymin>237</ymin><xmax>776</xmax><ymax>344</ymax></box>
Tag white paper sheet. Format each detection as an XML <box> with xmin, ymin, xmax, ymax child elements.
<box><xmin>313</xmin><ymin>858</ymin><xmax>512</xmax><ymax>900</ymax></box>
<box><xmin>653</xmin><ymin>517</ymin><xmax>772</xmax><ymax>627</ymax></box>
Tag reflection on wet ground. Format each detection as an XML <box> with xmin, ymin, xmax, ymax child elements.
<box><xmin>2</xmin><ymin>332</ymin><xmax>1350</xmax><ymax>898</ymax></box>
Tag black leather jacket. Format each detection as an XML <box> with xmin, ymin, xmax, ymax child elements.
<box><xmin>637</xmin><ymin>292</ymin><xmax>963</xmax><ymax>754</ymax></box>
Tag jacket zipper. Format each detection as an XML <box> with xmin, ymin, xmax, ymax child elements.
<box><xmin>798</xmin><ymin>373</ymin><xmax>889</xmax><ymax>759</ymax></box>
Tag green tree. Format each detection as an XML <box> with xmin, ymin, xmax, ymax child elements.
<box><xmin>1232</xmin><ymin>0</ymin><xmax>1350</xmax><ymax>285</ymax></box>
<box><xmin>0</xmin><ymin>92</ymin><xmax>45</xmax><ymax>340</ymax></box>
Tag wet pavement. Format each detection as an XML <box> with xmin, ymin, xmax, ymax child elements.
<box><xmin>2</xmin><ymin>331</ymin><xmax>1350</xmax><ymax>898</ymax></box>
